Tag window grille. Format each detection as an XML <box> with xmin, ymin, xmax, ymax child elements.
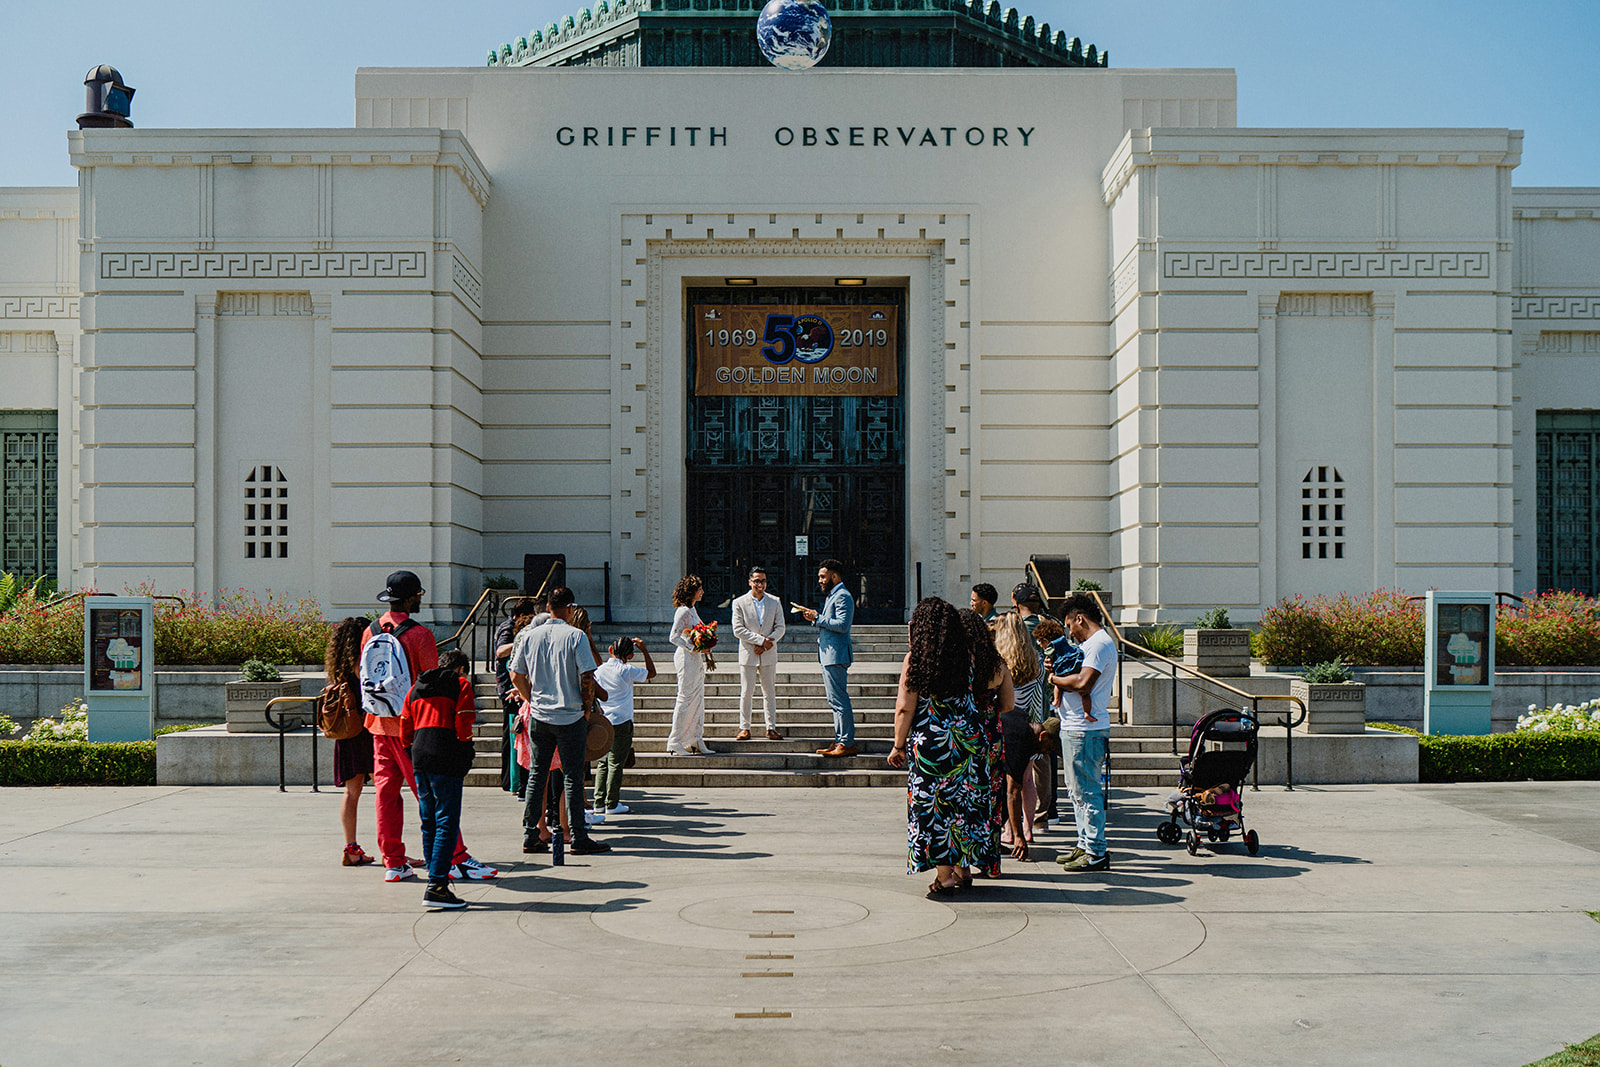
<box><xmin>1301</xmin><ymin>466</ymin><xmax>1345</xmax><ymax>560</ymax></box>
<box><xmin>1537</xmin><ymin>411</ymin><xmax>1599</xmax><ymax>596</ymax></box>
<box><xmin>244</xmin><ymin>465</ymin><xmax>288</xmax><ymax>559</ymax></box>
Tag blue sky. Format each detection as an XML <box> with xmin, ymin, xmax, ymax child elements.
<box><xmin>2</xmin><ymin>0</ymin><xmax>1595</xmax><ymax>187</ymax></box>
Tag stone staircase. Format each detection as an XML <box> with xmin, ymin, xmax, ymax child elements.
<box><xmin>463</xmin><ymin>623</ymin><xmax>1183</xmax><ymax>789</ymax></box>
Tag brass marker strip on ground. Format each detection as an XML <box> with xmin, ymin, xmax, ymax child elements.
<box><xmin>752</xmin><ymin>910</ymin><xmax>794</xmax><ymax>914</ymax></box>
<box><xmin>745</xmin><ymin>953</ymin><xmax>793</xmax><ymax>960</ymax></box>
<box><xmin>734</xmin><ymin>1012</ymin><xmax>792</xmax><ymax>1019</ymax></box>
<box><xmin>741</xmin><ymin>972</ymin><xmax>794</xmax><ymax>978</ymax></box>
<box><xmin>748</xmin><ymin>932</ymin><xmax>794</xmax><ymax>938</ymax></box>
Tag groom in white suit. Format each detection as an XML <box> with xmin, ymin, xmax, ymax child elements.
<box><xmin>731</xmin><ymin>566</ymin><xmax>786</xmax><ymax>741</ymax></box>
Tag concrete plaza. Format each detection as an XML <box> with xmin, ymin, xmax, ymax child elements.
<box><xmin>2</xmin><ymin>781</ymin><xmax>1597</xmax><ymax>1066</ymax></box>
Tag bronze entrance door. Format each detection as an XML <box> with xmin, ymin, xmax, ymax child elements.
<box><xmin>685</xmin><ymin>287</ymin><xmax>905</xmax><ymax>624</ymax></box>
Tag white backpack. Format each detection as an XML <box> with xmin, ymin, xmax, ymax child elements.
<box><xmin>359</xmin><ymin>619</ymin><xmax>417</xmax><ymax>718</ymax></box>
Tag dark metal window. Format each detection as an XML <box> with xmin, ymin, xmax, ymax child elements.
<box><xmin>1300</xmin><ymin>466</ymin><xmax>1345</xmax><ymax>560</ymax></box>
<box><xmin>0</xmin><ymin>410</ymin><xmax>58</xmax><ymax>581</ymax></box>
<box><xmin>1537</xmin><ymin>411</ymin><xmax>1600</xmax><ymax>595</ymax></box>
<box><xmin>244</xmin><ymin>465</ymin><xmax>289</xmax><ymax>560</ymax></box>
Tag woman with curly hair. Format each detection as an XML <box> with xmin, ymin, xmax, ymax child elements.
<box><xmin>992</xmin><ymin>613</ymin><xmax>1042</xmax><ymax>859</ymax></box>
<box><xmin>325</xmin><ymin>616</ymin><xmax>376</xmax><ymax>866</ymax></box>
<box><xmin>888</xmin><ymin>598</ymin><xmax>1004</xmax><ymax>896</ymax></box>
<box><xmin>665</xmin><ymin>574</ymin><xmax>716</xmax><ymax>756</ymax></box>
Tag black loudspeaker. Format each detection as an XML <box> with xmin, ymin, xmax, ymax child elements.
<box><xmin>1026</xmin><ymin>554</ymin><xmax>1071</xmax><ymax>616</ymax></box>
<box><xmin>523</xmin><ymin>554</ymin><xmax>566</xmax><ymax>598</ymax></box>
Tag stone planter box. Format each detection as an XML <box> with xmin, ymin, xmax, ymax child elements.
<box><xmin>1290</xmin><ymin>678</ymin><xmax>1367</xmax><ymax>734</ymax></box>
<box><xmin>1184</xmin><ymin>628</ymin><xmax>1251</xmax><ymax>678</ymax></box>
<box><xmin>224</xmin><ymin>679</ymin><xmax>306</xmax><ymax>733</ymax></box>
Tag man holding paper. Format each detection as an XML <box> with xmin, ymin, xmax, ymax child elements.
<box><xmin>799</xmin><ymin>559</ymin><xmax>855</xmax><ymax>758</ymax></box>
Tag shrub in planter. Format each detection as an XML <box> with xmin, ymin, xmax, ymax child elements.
<box><xmin>1496</xmin><ymin>592</ymin><xmax>1600</xmax><ymax>667</ymax></box>
<box><xmin>1518</xmin><ymin>699</ymin><xmax>1600</xmax><ymax>733</ymax></box>
<box><xmin>1136</xmin><ymin>623</ymin><xmax>1184</xmax><ymax>659</ymax></box>
<box><xmin>0</xmin><ymin>741</ymin><xmax>156</xmax><ymax>786</ymax></box>
<box><xmin>1258</xmin><ymin>589</ymin><xmax>1425</xmax><ymax>666</ymax></box>
<box><xmin>1370</xmin><ymin>720</ymin><xmax>1600</xmax><ymax>781</ymax></box>
<box><xmin>1193</xmin><ymin>607</ymin><xmax>1231</xmax><ymax>630</ymax></box>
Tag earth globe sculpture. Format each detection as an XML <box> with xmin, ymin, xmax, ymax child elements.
<box><xmin>756</xmin><ymin>0</ymin><xmax>832</xmax><ymax>70</ymax></box>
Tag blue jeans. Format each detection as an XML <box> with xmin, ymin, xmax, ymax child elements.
<box><xmin>415</xmin><ymin>769</ymin><xmax>464</xmax><ymax>885</ymax></box>
<box><xmin>522</xmin><ymin>718</ymin><xmax>589</xmax><ymax>844</ymax></box>
<box><xmin>1064</xmin><ymin>730</ymin><xmax>1109</xmax><ymax>857</ymax></box>
<box><xmin>823</xmin><ymin>664</ymin><xmax>854</xmax><ymax>746</ymax></box>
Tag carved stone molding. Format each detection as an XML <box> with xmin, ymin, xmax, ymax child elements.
<box><xmin>0</xmin><ymin>331</ymin><xmax>59</xmax><ymax>353</ymax></box>
<box><xmin>1277</xmin><ymin>293</ymin><xmax>1372</xmax><ymax>317</ymax></box>
<box><xmin>99</xmin><ymin>250</ymin><xmax>426</xmax><ymax>280</ymax></box>
<box><xmin>452</xmin><ymin>257</ymin><xmax>483</xmax><ymax>307</ymax></box>
<box><xmin>1110</xmin><ymin>251</ymin><xmax>1138</xmax><ymax>309</ymax></box>
<box><xmin>1513</xmin><ymin>295</ymin><xmax>1600</xmax><ymax>319</ymax></box>
<box><xmin>634</xmin><ymin>228</ymin><xmax>955</xmax><ymax>615</ymax></box>
<box><xmin>1163</xmin><ymin>250</ymin><xmax>1490</xmax><ymax>279</ymax></box>
<box><xmin>0</xmin><ymin>296</ymin><xmax>79</xmax><ymax>319</ymax></box>
<box><xmin>215</xmin><ymin>292</ymin><xmax>314</xmax><ymax>316</ymax></box>
<box><xmin>1533</xmin><ymin>332</ymin><xmax>1600</xmax><ymax>354</ymax></box>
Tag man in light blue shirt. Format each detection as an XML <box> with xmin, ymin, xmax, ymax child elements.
<box><xmin>801</xmin><ymin>558</ymin><xmax>855</xmax><ymax>757</ymax></box>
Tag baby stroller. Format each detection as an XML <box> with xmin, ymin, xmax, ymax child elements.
<box><xmin>1155</xmin><ymin>709</ymin><xmax>1260</xmax><ymax>857</ymax></box>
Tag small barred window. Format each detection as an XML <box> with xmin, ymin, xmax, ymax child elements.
<box><xmin>1301</xmin><ymin>466</ymin><xmax>1345</xmax><ymax>560</ymax></box>
<box><xmin>244</xmin><ymin>465</ymin><xmax>289</xmax><ymax>559</ymax></box>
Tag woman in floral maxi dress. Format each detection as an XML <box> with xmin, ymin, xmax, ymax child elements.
<box><xmin>887</xmin><ymin>598</ymin><xmax>1013</xmax><ymax>896</ymax></box>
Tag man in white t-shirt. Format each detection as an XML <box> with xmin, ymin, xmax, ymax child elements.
<box><xmin>592</xmin><ymin>637</ymin><xmax>655</xmax><ymax>815</ymax></box>
<box><xmin>1047</xmin><ymin>591</ymin><xmax>1118</xmax><ymax>871</ymax></box>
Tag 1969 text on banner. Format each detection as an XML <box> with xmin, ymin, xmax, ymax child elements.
<box><xmin>693</xmin><ymin>304</ymin><xmax>899</xmax><ymax>397</ymax></box>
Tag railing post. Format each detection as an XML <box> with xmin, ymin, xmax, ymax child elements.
<box><xmin>1284</xmin><ymin>712</ymin><xmax>1295</xmax><ymax>791</ymax></box>
<box><xmin>1251</xmin><ymin>697</ymin><xmax>1260</xmax><ymax>792</ymax></box>
<box><xmin>604</xmin><ymin>561</ymin><xmax>613</xmax><ymax>624</ymax></box>
<box><xmin>915</xmin><ymin>561</ymin><xmax>923</xmax><ymax>603</ymax></box>
<box><xmin>1170</xmin><ymin>660</ymin><xmax>1179</xmax><ymax>755</ymax></box>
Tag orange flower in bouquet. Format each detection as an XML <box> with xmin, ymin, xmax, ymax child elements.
<box><xmin>688</xmin><ymin>620</ymin><xmax>718</xmax><ymax>671</ymax></box>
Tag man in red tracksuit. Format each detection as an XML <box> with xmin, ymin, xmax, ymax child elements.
<box><xmin>362</xmin><ymin>570</ymin><xmax>497</xmax><ymax>884</ymax></box>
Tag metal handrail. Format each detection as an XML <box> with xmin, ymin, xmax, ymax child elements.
<box><xmin>264</xmin><ymin>695</ymin><xmax>320</xmax><ymax>794</ymax></box>
<box><xmin>42</xmin><ymin>591</ymin><xmax>189</xmax><ymax>611</ymax></box>
<box><xmin>1025</xmin><ymin>560</ymin><xmax>1061</xmax><ymax>618</ymax></box>
<box><xmin>438</xmin><ymin>586</ymin><xmax>498</xmax><ymax>665</ymax></box>
<box><xmin>1101</xmin><ymin>618</ymin><xmax>1308</xmax><ymax>791</ymax></box>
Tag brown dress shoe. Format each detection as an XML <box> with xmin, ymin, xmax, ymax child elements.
<box><xmin>766</xmin><ymin>729</ymin><xmax>784</xmax><ymax>741</ymax></box>
<box><xmin>815</xmin><ymin>745</ymin><xmax>834</xmax><ymax>755</ymax></box>
<box><xmin>820</xmin><ymin>743</ymin><xmax>858</xmax><ymax>758</ymax></box>
<box><xmin>734</xmin><ymin>729</ymin><xmax>751</xmax><ymax>741</ymax></box>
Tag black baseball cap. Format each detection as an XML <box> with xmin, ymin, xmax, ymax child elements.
<box><xmin>377</xmin><ymin>570</ymin><xmax>424</xmax><ymax>603</ymax></box>
<box><xmin>1012</xmin><ymin>582</ymin><xmax>1044</xmax><ymax>608</ymax></box>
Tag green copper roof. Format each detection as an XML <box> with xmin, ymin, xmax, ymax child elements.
<box><xmin>487</xmin><ymin>0</ymin><xmax>1108</xmax><ymax>69</ymax></box>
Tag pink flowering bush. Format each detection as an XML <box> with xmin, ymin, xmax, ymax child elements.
<box><xmin>1258</xmin><ymin>589</ymin><xmax>1600</xmax><ymax>667</ymax></box>
<box><xmin>0</xmin><ymin>585</ymin><xmax>330</xmax><ymax>665</ymax></box>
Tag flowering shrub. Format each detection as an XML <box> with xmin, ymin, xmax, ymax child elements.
<box><xmin>1258</xmin><ymin>589</ymin><xmax>1600</xmax><ymax>667</ymax></box>
<box><xmin>1257</xmin><ymin>589</ymin><xmax>1423</xmax><ymax>666</ymax></box>
<box><xmin>1517</xmin><ymin>699</ymin><xmax>1600</xmax><ymax>733</ymax></box>
<box><xmin>0</xmin><ymin>711</ymin><xmax>19</xmax><ymax>736</ymax></box>
<box><xmin>0</xmin><ymin>585</ymin><xmax>331</xmax><ymax>665</ymax></box>
<box><xmin>26</xmin><ymin>697</ymin><xmax>88</xmax><ymax>741</ymax></box>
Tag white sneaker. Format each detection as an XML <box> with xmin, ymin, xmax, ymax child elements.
<box><xmin>384</xmin><ymin>864</ymin><xmax>415</xmax><ymax>883</ymax></box>
<box><xmin>585</xmin><ymin>809</ymin><xmax>606</xmax><ymax>825</ymax></box>
<box><xmin>450</xmin><ymin>857</ymin><xmax>499</xmax><ymax>881</ymax></box>
<box><xmin>606</xmin><ymin>803</ymin><xmax>630</xmax><ymax>815</ymax></box>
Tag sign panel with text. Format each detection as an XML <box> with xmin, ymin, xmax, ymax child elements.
<box><xmin>693</xmin><ymin>304</ymin><xmax>899</xmax><ymax>397</ymax></box>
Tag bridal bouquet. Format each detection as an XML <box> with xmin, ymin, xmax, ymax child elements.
<box><xmin>688</xmin><ymin>620</ymin><xmax>719</xmax><ymax>671</ymax></box>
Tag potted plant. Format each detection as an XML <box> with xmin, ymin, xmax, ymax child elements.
<box><xmin>1290</xmin><ymin>660</ymin><xmax>1367</xmax><ymax>734</ymax></box>
<box><xmin>482</xmin><ymin>573</ymin><xmax>524</xmax><ymax>619</ymax></box>
<box><xmin>1184</xmin><ymin>607</ymin><xmax>1251</xmax><ymax>678</ymax></box>
<box><xmin>224</xmin><ymin>659</ymin><xmax>305</xmax><ymax>733</ymax></box>
<box><xmin>1072</xmin><ymin>578</ymin><xmax>1114</xmax><ymax>621</ymax></box>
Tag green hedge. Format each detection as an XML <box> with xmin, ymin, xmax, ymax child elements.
<box><xmin>0</xmin><ymin>741</ymin><xmax>156</xmax><ymax>786</ymax></box>
<box><xmin>1371</xmin><ymin>723</ymin><xmax>1600</xmax><ymax>782</ymax></box>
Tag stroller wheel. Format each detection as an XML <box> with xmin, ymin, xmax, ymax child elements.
<box><xmin>1219</xmin><ymin>824</ymin><xmax>1232</xmax><ymax>842</ymax></box>
<box><xmin>1186</xmin><ymin>830</ymin><xmax>1200</xmax><ymax>856</ymax></box>
<box><xmin>1156</xmin><ymin>821</ymin><xmax>1180</xmax><ymax>845</ymax></box>
<box><xmin>1245</xmin><ymin>829</ymin><xmax>1260</xmax><ymax>856</ymax></box>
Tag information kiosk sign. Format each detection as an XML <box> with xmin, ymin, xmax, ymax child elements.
<box><xmin>1422</xmin><ymin>591</ymin><xmax>1495</xmax><ymax>735</ymax></box>
<box><xmin>82</xmin><ymin>595</ymin><xmax>156</xmax><ymax>741</ymax></box>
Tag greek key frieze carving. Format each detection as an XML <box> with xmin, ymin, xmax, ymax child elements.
<box><xmin>0</xmin><ymin>296</ymin><xmax>79</xmax><ymax>319</ymax></box>
<box><xmin>1513</xmin><ymin>296</ymin><xmax>1600</xmax><ymax>319</ymax></box>
<box><xmin>215</xmin><ymin>292</ymin><xmax>314</xmax><ymax>316</ymax></box>
<box><xmin>99</xmin><ymin>250</ymin><xmax>427</xmax><ymax>280</ymax></box>
<box><xmin>1163</xmin><ymin>250</ymin><xmax>1490</xmax><ymax>279</ymax></box>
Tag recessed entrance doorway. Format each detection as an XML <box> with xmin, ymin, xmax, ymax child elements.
<box><xmin>685</xmin><ymin>286</ymin><xmax>906</xmax><ymax>623</ymax></box>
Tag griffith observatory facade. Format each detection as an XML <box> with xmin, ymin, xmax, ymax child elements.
<box><xmin>1</xmin><ymin>0</ymin><xmax>1597</xmax><ymax>626</ymax></box>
